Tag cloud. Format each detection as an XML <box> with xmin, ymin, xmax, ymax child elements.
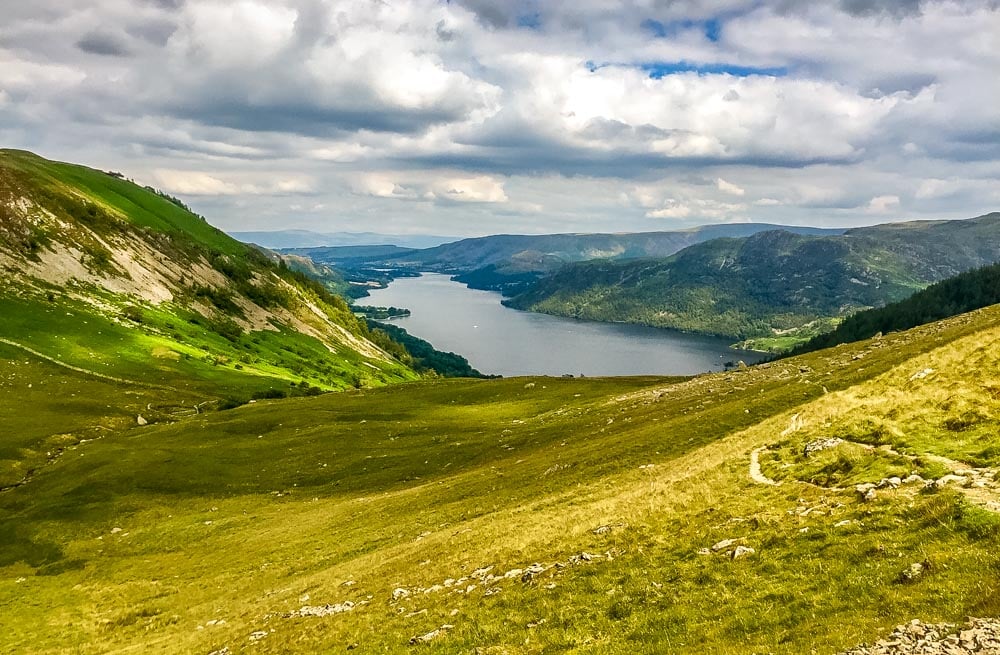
<box><xmin>353</xmin><ymin>172</ymin><xmax>508</xmax><ymax>204</ymax></box>
<box><xmin>1</xmin><ymin>0</ymin><xmax>998</xmax><ymax>235</ymax></box>
<box><xmin>430</xmin><ymin>175</ymin><xmax>508</xmax><ymax>203</ymax></box>
<box><xmin>76</xmin><ymin>30</ymin><xmax>132</xmax><ymax>56</ymax></box>
<box><xmin>152</xmin><ymin>169</ymin><xmax>314</xmax><ymax>196</ymax></box>
<box><xmin>865</xmin><ymin>194</ymin><xmax>901</xmax><ymax>214</ymax></box>
<box><xmin>717</xmin><ymin>178</ymin><xmax>746</xmax><ymax>196</ymax></box>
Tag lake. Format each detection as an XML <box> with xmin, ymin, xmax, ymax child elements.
<box><xmin>364</xmin><ymin>273</ymin><xmax>764</xmax><ymax>377</ymax></box>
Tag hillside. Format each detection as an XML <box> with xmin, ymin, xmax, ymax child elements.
<box><xmin>0</xmin><ymin>148</ymin><xmax>418</xmax><ymax>420</ymax></box>
<box><xmin>792</xmin><ymin>262</ymin><xmax>1000</xmax><ymax>355</ymax></box>
<box><xmin>3</xmin><ymin>293</ymin><xmax>1000</xmax><ymax>652</ymax></box>
<box><xmin>505</xmin><ymin>213</ymin><xmax>1000</xmax><ymax>347</ymax></box>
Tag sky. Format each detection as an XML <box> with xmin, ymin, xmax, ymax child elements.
<box><xmin>1</xmin><ymin>0</ymin><xmax>998</xmax><ymax>237</ymax></box>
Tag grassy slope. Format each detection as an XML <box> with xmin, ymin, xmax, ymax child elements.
<box><xmin>1</xmin><ymin>149</ymin><xmax>243</xmax><ymax>256</ymax></box>
<box><xmin>0</xmin><ymin>150</ymin><xmax>420</xmax><ymax>486</ymax></box>
<box><xmin>2</xmin><ymin>304</ymin><xmax>999</xmax><ymax>653</ymax></box>
<box><xmin>505</xmin><ymin>214</ymin><xmax>1000</xmax><ymax>345</ymax></box>
<box><xmin>0</xmin><ymin>149</ymin><xmax>418</xmax><ymax>390</ymax></box>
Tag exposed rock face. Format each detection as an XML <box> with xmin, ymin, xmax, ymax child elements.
<box><xmin>837</xmin><ymin>617</ymin><xmax>1000</xmax><ymax>654</ymax></box>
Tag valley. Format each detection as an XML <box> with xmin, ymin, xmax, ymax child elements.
<box><xmin>1</xmin><ymin>153</ymin><xmax>999</xmax><ymax>653</ymax></box>
<box><xmin>3</xmin><ymin>293</ymin><xmax>1000</xmax><ymax>653</ymax></box>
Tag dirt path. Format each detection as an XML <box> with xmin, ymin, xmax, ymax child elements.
<box><xmin>747</xmin><ymin>430</ymin><xmax>1000</xmax><ymax>512</ymax></box>
<box><xmin>0</xmin><ymin>337</ymin><xmax>176</xmax><ymax>391</ymax></box>
<box><xmin>749</xmin><ymin>447</ymin><xmax>779</xmax><ymax>485</ymax></box>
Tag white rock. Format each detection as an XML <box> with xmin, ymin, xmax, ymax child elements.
<box><xmin>711</xmin><ymin>538</ymin><xmax>739</xmax><ymax>552</ymax></box>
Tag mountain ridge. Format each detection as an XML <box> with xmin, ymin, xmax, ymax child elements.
<box><xmin>0</xmin><ymin>149</ymin><xmax>418</xmax><ymax>400</ymax></box>
<box><xmin>504</xmin><ymin>212</ymin><xmax>1000</xmax><ymax>346</ymax></box>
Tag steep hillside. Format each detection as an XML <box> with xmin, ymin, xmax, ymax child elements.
<box><xmin>0</xmin><ymin>150</ymin><xmax>417</xmax><ymax>401</ymax></box>
<box><xmin>506</xmin><ymin>214</ymin><xmax>1000</xmax><ymax>347</ymax></box>
<box><xmin>792</xmin><ymin>262</ymin><xmax>1000</xmax><ymax>355</ymax></box>
<box><xmin>3</xmin><ymin>297</ymin><xmax>1000</xmax><ymax>653</ymax></box>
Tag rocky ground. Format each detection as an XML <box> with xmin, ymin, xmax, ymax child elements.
<box><xmin>838</xmin><ymin>618</ymin><xmax>1000</xmax><ymax>654</ymax></box>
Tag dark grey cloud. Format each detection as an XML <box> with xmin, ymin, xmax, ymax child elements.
<box><xmin>76</xmin><ymin>30</ymin><xmax>131</xmax><ymax>57</ymax></box>
<box><xmin>451</xmin><ymin>0</ymin><xmax>514</xmax><ymax>29</ymax></box>
<box><xmin>166</xmin><ymin>100</ymin><xmax>465</xmax><ymax>137</ymax></box>
<box><xmin>839</xmin><ymin>0</ymin><xmax>923</xmax><ymax>17</ymax></box>
<box><xmin>126</xmin><ymin>18</ymin><xmax>177</xmax><ymax>46</ymax></box>
<box><xmin>145</xmin><ymin>0</ymin><xmax>184</xmax><ymax>10</ymax></box>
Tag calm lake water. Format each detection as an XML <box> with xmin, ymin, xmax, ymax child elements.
<box><xmin>365</xmin><ymin>274</ymin><xmax>764</xmax><ymax>377</ymax></box>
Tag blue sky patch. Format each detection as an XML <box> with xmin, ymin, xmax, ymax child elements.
<box><xmin>642</xmin><ymin>61</ymin><xmax>788</xmax><ymax>78</ymax></box>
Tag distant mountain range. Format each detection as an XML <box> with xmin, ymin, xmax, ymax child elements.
<box><xmin>229</xmin><ymin>229</ymin><xmax>455</xmax><ymax>249</ymax></box>
<box><xmin>289</xmin><ymin>223</ymin><xmax>845</xmax><ymax>296</ymax></box>
<box><xmin>504</xmin><ymin>213</ymin><xmax>1000</xmax><ymax>347</ymax></box>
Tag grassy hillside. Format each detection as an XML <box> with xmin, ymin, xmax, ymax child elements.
<box><xmin>2</xmin><ymin>299</ymin><xmax>1000</xmax><ymax>653</ymax></box>
<box><xmin>791</xmin><ymin>262</ymin><xmax>1000</xmax><ymax>356</ymax></box>
<box><xmin>506</xmin><ymin>214</ymin><xmax>1000</xmax><ymax>348</ymax></box>
<box><xmin>0</xmin><ymin>149</ymin><xmax>420</xmax><ymax>487</ymax></box>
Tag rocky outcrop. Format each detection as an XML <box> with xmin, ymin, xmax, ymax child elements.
<box><xmin>837</xmin><ymin>617</ymin><xmax>1000</xmax><ymax>654</ymax></box>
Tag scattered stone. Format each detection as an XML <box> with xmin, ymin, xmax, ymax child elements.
<box><xmin>208</xmin><ymin>648</ymin><xmax>230</xmax><ymax>655</ymax></box>
<box><xmin>408</xmin><ymin>624</ymin><xmax>454</xmax><ymax>645</ymax></box>
<box><xmin>503</xmin><ymin>568</ymin><xmax>523</xmax><ymax>579</ymax></box>
<box><xmin>569</xmin><ymin>552</ymin><xmax>598</xmax><ymax>564</ymax></box>
<box><xmin>803</xmin><ymin>437</ymin><xmax>843</xmax><ymax>457</ymax></box>
<box><xmin>136</xmin><ymin>415</ymin><xmax>148</xmax><ymax>426</ymax></box>
<box><xmin>521</xmin><ymin>563</ymin><xmax>546</xmax><ymax>582</ymax></box>
<box><xmin>248</xmin><ymin>630</ymin><xmax>269</xmax><ymax>643</ymax></box>
<box><xmin>903</xmin><ymin>474</ymin><xmax>925</xmax><ymax>485</ymax></box>
<box><xmin>836</xmin><ymin>617</ymin><xmax>1000</xmax><ymax>654</ymax></box>
<box><xmin>697</xmin><ymin>548</ymin><xmax>712</xmax><ymax>556</ymax></box>
<box><xmin>592</xmin><ymin>525</ymin><xmax>612</xmax><ymax>535</ymax></box>
<box><xmin>835</xmin><ymin>519</ymin><xmax>852</xmax><ymax>527</ymax></box>
<box><xmin>287</xmin><ymin>602</ymin><xmax>355</xmax><ymax>618</ymax></box>
<box><xmin>483</xmin><ymin>587</ymin><xmax>502</xmax><ymax>597</ymax></box>
<box><xmin>935</xmin><ymin>474</ymin><xmax>968</xmax><ymax>488</ymax></box>
<box><xmin>897</xmin><ymin>561</ymin><xmax>929</xmax><ymax>584</ymax></box>
<box><xmin>731</xmin><ymin>546</ymin><xmax>755</xmax><ymax>559</ymax></box>
<box><xmin>909</xmin><ymin>368</ymin><xmax>935</xmax><ymax>381</ymax></box>
<box><xmin>392</xmin><ymin>588</ymin><xmax>411</xmax><ymax>601</ymax></box>
<box><xmin>711</xmin><ymin>538</ymin><xmax>740</xmax><ymax>552</ymax></box>
<box><xmin>856</xmin><ymin>483</ymin><xmax>878</xmax><ymax>502</ymax></box>
<box><xmin>470</xmin><ymin>566</ymin><xmax>494</xmax><ymax>580</ymax></box>
<box><xmin>110</xmin><ymin>527</ymin><xmax>122</xmax><ymax>534</ymax></box>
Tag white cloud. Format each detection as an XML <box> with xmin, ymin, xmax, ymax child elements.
<box><xmin>152</xmin><ymin>169</ymin><xmax>314</xmax><ymax>196</ymax></box>
<box><xmin>717</xmin><ymin>178</ymin><xmax>746</xmax><ymax>196</ymax></box>
<box><xmin>430</xmin><ymin>176</ymin><xmax>508</xmax><ymax>203</ymax></box>
<box><xmin>353</xmin><ymin>172</ymin><xmax>508</xmax><ymax>204</ymax></box>
<box><xmin>865</xmin><ymin>194</ymin><xmax>901</xmax><ymax>214</ymax></box>
<box><xmin>1</xmin><ymin>0</ymin><xmax>998</xmax><ymax>234</ymax></box>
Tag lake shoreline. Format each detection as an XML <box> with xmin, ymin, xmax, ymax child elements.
<box><xmin>365</xmin><ymin>274</ymin><xmax>764</xmax><ymax>377</ymax></box>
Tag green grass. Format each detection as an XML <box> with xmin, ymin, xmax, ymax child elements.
<box><xmin>2</xmin><ymin>305</ymin><xmax>1000</xmax><ymax>653</ymax></box>
<box><xmin>0</xmin><ymin>149</ymin><xmax>243</xmax><ymax>256</ymax></box>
